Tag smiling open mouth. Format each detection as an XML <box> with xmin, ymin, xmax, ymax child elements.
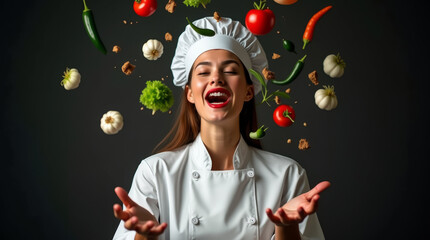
<box><xmin>205</xmin><ymin>88</ymin><xmax>231</xmax><ymax>108</ymax></box>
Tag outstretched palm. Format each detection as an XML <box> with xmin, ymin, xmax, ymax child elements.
<box><xmin>113</xmin><ymin>187</ymin><xmax>167</xmax><ymax>238</ymax></box>
<box><xmin>266</xmin><ymin>181</ymin><xmax>331</xmax><ymax>226</ymax></box>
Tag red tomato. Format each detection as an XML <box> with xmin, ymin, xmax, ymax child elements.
<box><xmin>273</xmin><ymin>105</ymin><xmax>296</xmax><ymax>127</ymax></box>
<box><xmin>245</xmin><ymin>9</ymin><xmax>275</xmax><ymax>35</ymax></box>
<box><xmin>133</xmin><ymin>0</ymin><xmax>157</xmax><ymax>17</ymax></box>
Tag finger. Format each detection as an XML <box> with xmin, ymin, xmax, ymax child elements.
<box><xmin>266</xmin><ymin>208</ymin><xmax>281</xmax><ymax>224</ymax></box>
<box><xmin>309</xmin><ymin>194</ymin><xmax>321</xmax><ymax>212</ymax></box>
<box><xmin>297</xmin><ymin>207</ymin><xmax>306</xmax><ymax>221</ymax></box>
<box><xmin>140</xmin><ymin>221</ymin><xmax>156</xmax><ymax>233</ymax></box>
<box><xmin>124</xmin><ymin>216</ymin><xmax>139</xmax><ymax>230</ymax></box>
<box><xmin>148</xmin><ymin>222</ymin><xmax>168</xmax><ymax>235</ymax></box>
<box><xmin>115</xmin><ymin>187</ymin><xmax>136</xmax><ymax>208</ymax></box>
<box><xmin>306</xmin><ymin>181</ymin><xmax>331</xmax><ymax>200</ymax></box>
<box><xmin>113</xmin><ymin>203</ymin><xmax>131</xmax><ymax>221</ymax></box>
<box><xmin>277</xmin><ymin>208</ymin><xmax>290</xmax><ymax>225</ymax></box>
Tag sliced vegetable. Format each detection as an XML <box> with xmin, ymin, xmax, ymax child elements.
<box><xmin>249</xmin><ymin>125</ymin><xmax>268</xmax><ymax>139</ymax></box>
<box><xmin>302</xmin><ymin>5</ymin><xmax>332</xmax><ymax>49</ymax></box>
<box><xmin>282</xmin><ymin>39</ymin><xmax>296</xmax><ymax>53</ymax></box>
<box><xmin>323</xmin><ymin>53</ymin><xmax>345</xmax><ymax>78</ymax></box>
<box><xmin>274</xmin><ymin>0</ymin><xmax>298</xmax><ymax>5</ymax></box>
<box><xmin>245</xmin><ymin>0</ymin><xmax>275</xmax><ymax>35</ymax></box>
<box><xmin>142</xmin><ymin>39</ymin><xmax>164</xmax><ymax>60</ymax></box>
<box><xmin>314</xmin><ymin>85</ymin><xmax>338</xmax><ymax>110</ymax></box>
<box><xmin>139</xmin><ymin>80</ymin><xmax>174</xmax><ymax>115</ymax></box>
<box><xmin>186</xmin><ymin>17</ymin><xmax>215</xmax><ymax>37</ymax></box>
<box><xmin>183</xmin><ymin>0</ymin><xmax>211</xmax><ymax>8</ymax></box>
<box><xmin>100</xmin><ymin>111</ymin><xmax>124</xmax><ymax>135</ymax></box>
<box><xmin>271</xmin><ymin>55</ymin><xmax>307</xmax><ymax>85</ymax></box>
<box><xmin>249</xmin><ymin>69</ymin><xmax>290</xmax><ymax>106</ymax></box>
<box><xmin>82</xmin><ymin>0</ymin><xmax>106</xmax><ymax>54</ymax></box>
<box><xmin>61</xmin><ymin>68</ymin><xmax>81</xmax><ymax>90</ymax></box>
<box><xmin>273</xmin><ymin>104</ymin><xmax>295</xmax><ymax>127</ymax></box>
<box><xmin>133</xmin><ymin>0</ymin><xmax>157</xmax><ymax>17</ymax></box>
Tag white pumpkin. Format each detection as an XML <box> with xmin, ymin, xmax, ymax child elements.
<box><xmin>142</xmin><ymin>39</ymin><xmax>164</xmax><ymax>60</ymax></box>
<box><xmin>323</xmin><ymin>53</ymin><xmax>345</xmax><ymax>78</ymax></box>
<box><xmin>61</xmin><ymin>68</ymin><xmax>81</xmax><ymax>90</ymax></box>
<box><xmin>314</xmin><ymin>85</ymin><xmax>338</xmax><ymax>111</ymax></box>
<box><xmin>100</xmin><ymin>111</ymin><xmax>124</xmax><ymax>135</ymax></box>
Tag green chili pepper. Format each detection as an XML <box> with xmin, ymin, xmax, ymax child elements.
<box><xmin>249</xmin><ymin>125</ymin><xmax>268</xmax><ymax>140</ymax></box>
<box><xmin>186</xmin><ymin>17</ymin><xmax>215</xmax><ymax>37</ymax></box>
<box><xmin>282</xmin><ymin>39</ymin><xmax>296</xmax><ymax>54</ymax></box>
<box><xmin>82</xmin><ymin>0</ymin><xmax>107</xmax><ymax>54</ymax></box>
<box><xmin>272</xmin><ymin>55</ymin><xmax>307</xmax><ymax>85</ymax></box>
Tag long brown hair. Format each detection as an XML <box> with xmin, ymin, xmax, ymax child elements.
<box><xmin>153</xmin><ymin>68</ymin><xmax>262</xmax><ymax>153</ymax></box>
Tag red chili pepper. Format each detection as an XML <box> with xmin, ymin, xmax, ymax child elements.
<box><xmin>302</xmin><ymin>5</ymin><xmax>332</xmax><ymax>49</ymax></box>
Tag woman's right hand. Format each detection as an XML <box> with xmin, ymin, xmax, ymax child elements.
<box><xmin>113</xmin><ymin>187</ymin><xmax>167</xmax><ymax>239</ymax></box>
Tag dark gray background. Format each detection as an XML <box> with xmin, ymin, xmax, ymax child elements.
<box><xmin>1</xmin><ymin>0</ymin><xmax>428</xmax><ymax>239</ymax></box>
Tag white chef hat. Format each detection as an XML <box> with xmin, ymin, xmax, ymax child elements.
<box><xmin>171</xmin><ymin>16</ymin><xmax>268</xmax><ymax>94</ymax></box>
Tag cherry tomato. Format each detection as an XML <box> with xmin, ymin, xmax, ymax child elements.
<box><xmin>273</xmin><ymin>104</ymin><xmax>296</xmax><ymax>127</ymax></box>
<box><xmin>133</xmin><ymin>0</ymin><xmax>157</xmax><ymax>17</ymax></box>
<box><xmin>245</xmin><ymin>9</ymin><xmax>275</xmax><ymax>35</ymax></box>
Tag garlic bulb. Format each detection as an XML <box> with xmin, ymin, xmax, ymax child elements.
<box><xmin>142</xmin><ymin>39</ymin><xmax>164</xmax><ymax>60</ymax></box>
<box><xmin>314</xmin><ymin>85</ymin><xmax>338</xmax><ymax>111</ymax></box>
<box><xmin>100</xmin><ymin>111</ymin><xmax>124</xmax><ymax>135</ymax></box>
<box><xmin>61</xmin><ymin>68</ymin><xmax>81</xmax><ymax>90</ymax></box>
<box><xmin>323</xmin><ymin>53</ymin><xmax>346</xmax><ymax>78</ymax></box>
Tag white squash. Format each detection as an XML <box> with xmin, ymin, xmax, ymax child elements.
<box><xmin>100</xmin><ymin>111</ymin><xmax>124</xmax><ymax>135</ymax></box>
<box><xmin>314</xmin><ymin>85</ymin><xmax>338</xmax><ymax>111</ymax></box>
<box><xmin>323</xmin><ymin>53</ymin><xmax>345</xmax><ymax>78</ymax></box>
<box><xmin>142</xmin><ymin>39</ymin><xmax>164</xmax><ymax>60</ymax></box>
<box><xmin>61</xmin><ymin>68</ymin><xmax>81</xmax><ymax>90</ymax></box>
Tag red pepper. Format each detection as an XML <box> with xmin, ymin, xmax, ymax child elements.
<box><xmin>302</xmin><ymin>5</ymin><xmax>332</xmax><ymax>49</ymax></box>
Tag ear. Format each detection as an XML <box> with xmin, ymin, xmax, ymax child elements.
<box><xmin>244</xmin><ymin>85</ymin><xmax>254</xmax><ymax>102</ymax></box>
<box><xmin>186</xmin><ymin>85</ymin><xmax>195</xmax><ymax>104</ymax></box>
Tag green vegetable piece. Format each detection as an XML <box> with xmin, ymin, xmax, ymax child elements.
<box><xmin>249</xmin><ymin>125</ymin><xmax>268</xmax><ymax>140</ymax></box>
<box><xmin>82</xmin><ymin>0</ymin><xmax>106</xmax><ymax>54</ymax></box>
<box><xmin>282</xmin><ymin>39</ymin><xmax>296</xmax><ymax>54</ymax></box>
<box><xmin>183</xmin><ymin>0</ymin><xmax>211</xmax><ymax>8</ymax></box>
<box><xmin>139</xmin><ymin>80</ymin><xmax>174</xmax><ymax>115</ymax></box>
<box><xmin>249</xmin><ymin>69</ymin><xmax>290</xmax><ymax>106</ymax></box>
<box><xmin>272</xmin><ymin>55</ymin><xmax>307</xmax><ymax>85</ymax></box>
<box><xmin>249</xmin><ymin>68</ymin><xmax>267</xmax><ymax>89</ymax></box>
<box><xmin>272</xmin><ymin>90</ymin><xmax>290</xmax><ymax>99</ymax></box>
<box><xmin>186</xmin><ymin>17</ymin><xmax>215</xmax><ymax>37</ymax></box>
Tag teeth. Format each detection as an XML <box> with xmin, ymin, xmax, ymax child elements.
<box><xmin>209</xmin><ymin>92</ymin><xmax>227</xmax><ymax>97</ymax></box>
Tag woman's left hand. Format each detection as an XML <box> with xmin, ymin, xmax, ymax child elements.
<box><xmin>266</xmin><ymin>181</ymin><xmax>331</xmax><ymax>226</ymax></box>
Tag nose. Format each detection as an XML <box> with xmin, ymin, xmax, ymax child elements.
<box><xmin>210</xmin><ymin>72</ymin><xmax>225</xmax><ymax>86</ymax></box>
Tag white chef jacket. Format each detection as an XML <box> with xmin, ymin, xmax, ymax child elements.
<box><xmin>113</xmin><ymin>134</ymin><xmax>325</xmax><ymax>240</ymax></box>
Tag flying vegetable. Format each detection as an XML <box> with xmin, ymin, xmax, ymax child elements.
<box><xmin>249</xmin><ymin>125</ymin><xmax>268</xmax><ymax>139</ymax></box>
<box><xmin>323</xmin><ymin>53</ymin><xmax>346</xmax><ymax>78</ymax></box>
<box><xmin>140</xmin><ymin>80</ymin><xmax>174</xmax><ymax>115</ymax></box>
<box><xmin>183</xmin><ymin>0</ymin><xmax>211</xmax><ymax>8</ymax></box>
<box><xmin>82</xmin><ymin>0</ymin><xmax>106</xmax><ymax>54</ymax></box>
<box><xmin>60</xmin><ymin>68</ymin><xmax>81</xmax><ymax>90</ymax></box>
<box><xmin>100</xmin><ymin>111</ymin><xmax>124</xmax><ymax>135</ymax></box>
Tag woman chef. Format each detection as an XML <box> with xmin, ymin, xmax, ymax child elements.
<box><xmin>112</xmin><ymin>17</ymin><xmax>330</xmax><ymax>240</ymax></box>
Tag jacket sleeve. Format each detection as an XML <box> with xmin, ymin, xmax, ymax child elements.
<box><xmin>280</xmin><ymin>164</ymin><xmax>325</xmax><ymax>240</ymax></box>
<box><xmin>113</xmin><ymin>159</ymin><xmax>160</xmax><ymax>240</ymax></box>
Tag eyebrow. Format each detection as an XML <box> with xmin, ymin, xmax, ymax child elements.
<box><xmin>194</xmin><ymin>59</ymin><xmax>240</xmax><ymax>69</ymax></box>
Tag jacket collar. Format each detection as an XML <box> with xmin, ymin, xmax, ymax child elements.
<box><xmin>189</xmin><ymin>133</ymin><xmax>250</xmax><ymax>170</ymax></box>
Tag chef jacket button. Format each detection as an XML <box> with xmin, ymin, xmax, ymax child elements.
<box><xmin>192</xmin><ymin>171</ymin><xmax>200</xmax><ymax>180</ymax></box>
<box><xmin>191</xmin><ymin>217</ymin><xmax>199</xmax><ymax>225</ymax></box>
<box><xmin>247</xmin><ymin>170</ymin><xmax>254</xmax><ymax>178</ymax></box>
<box><xmin>248</xmin><ymin>217</ymin><xmax>256</xmax><ymax>225</ymax></box>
